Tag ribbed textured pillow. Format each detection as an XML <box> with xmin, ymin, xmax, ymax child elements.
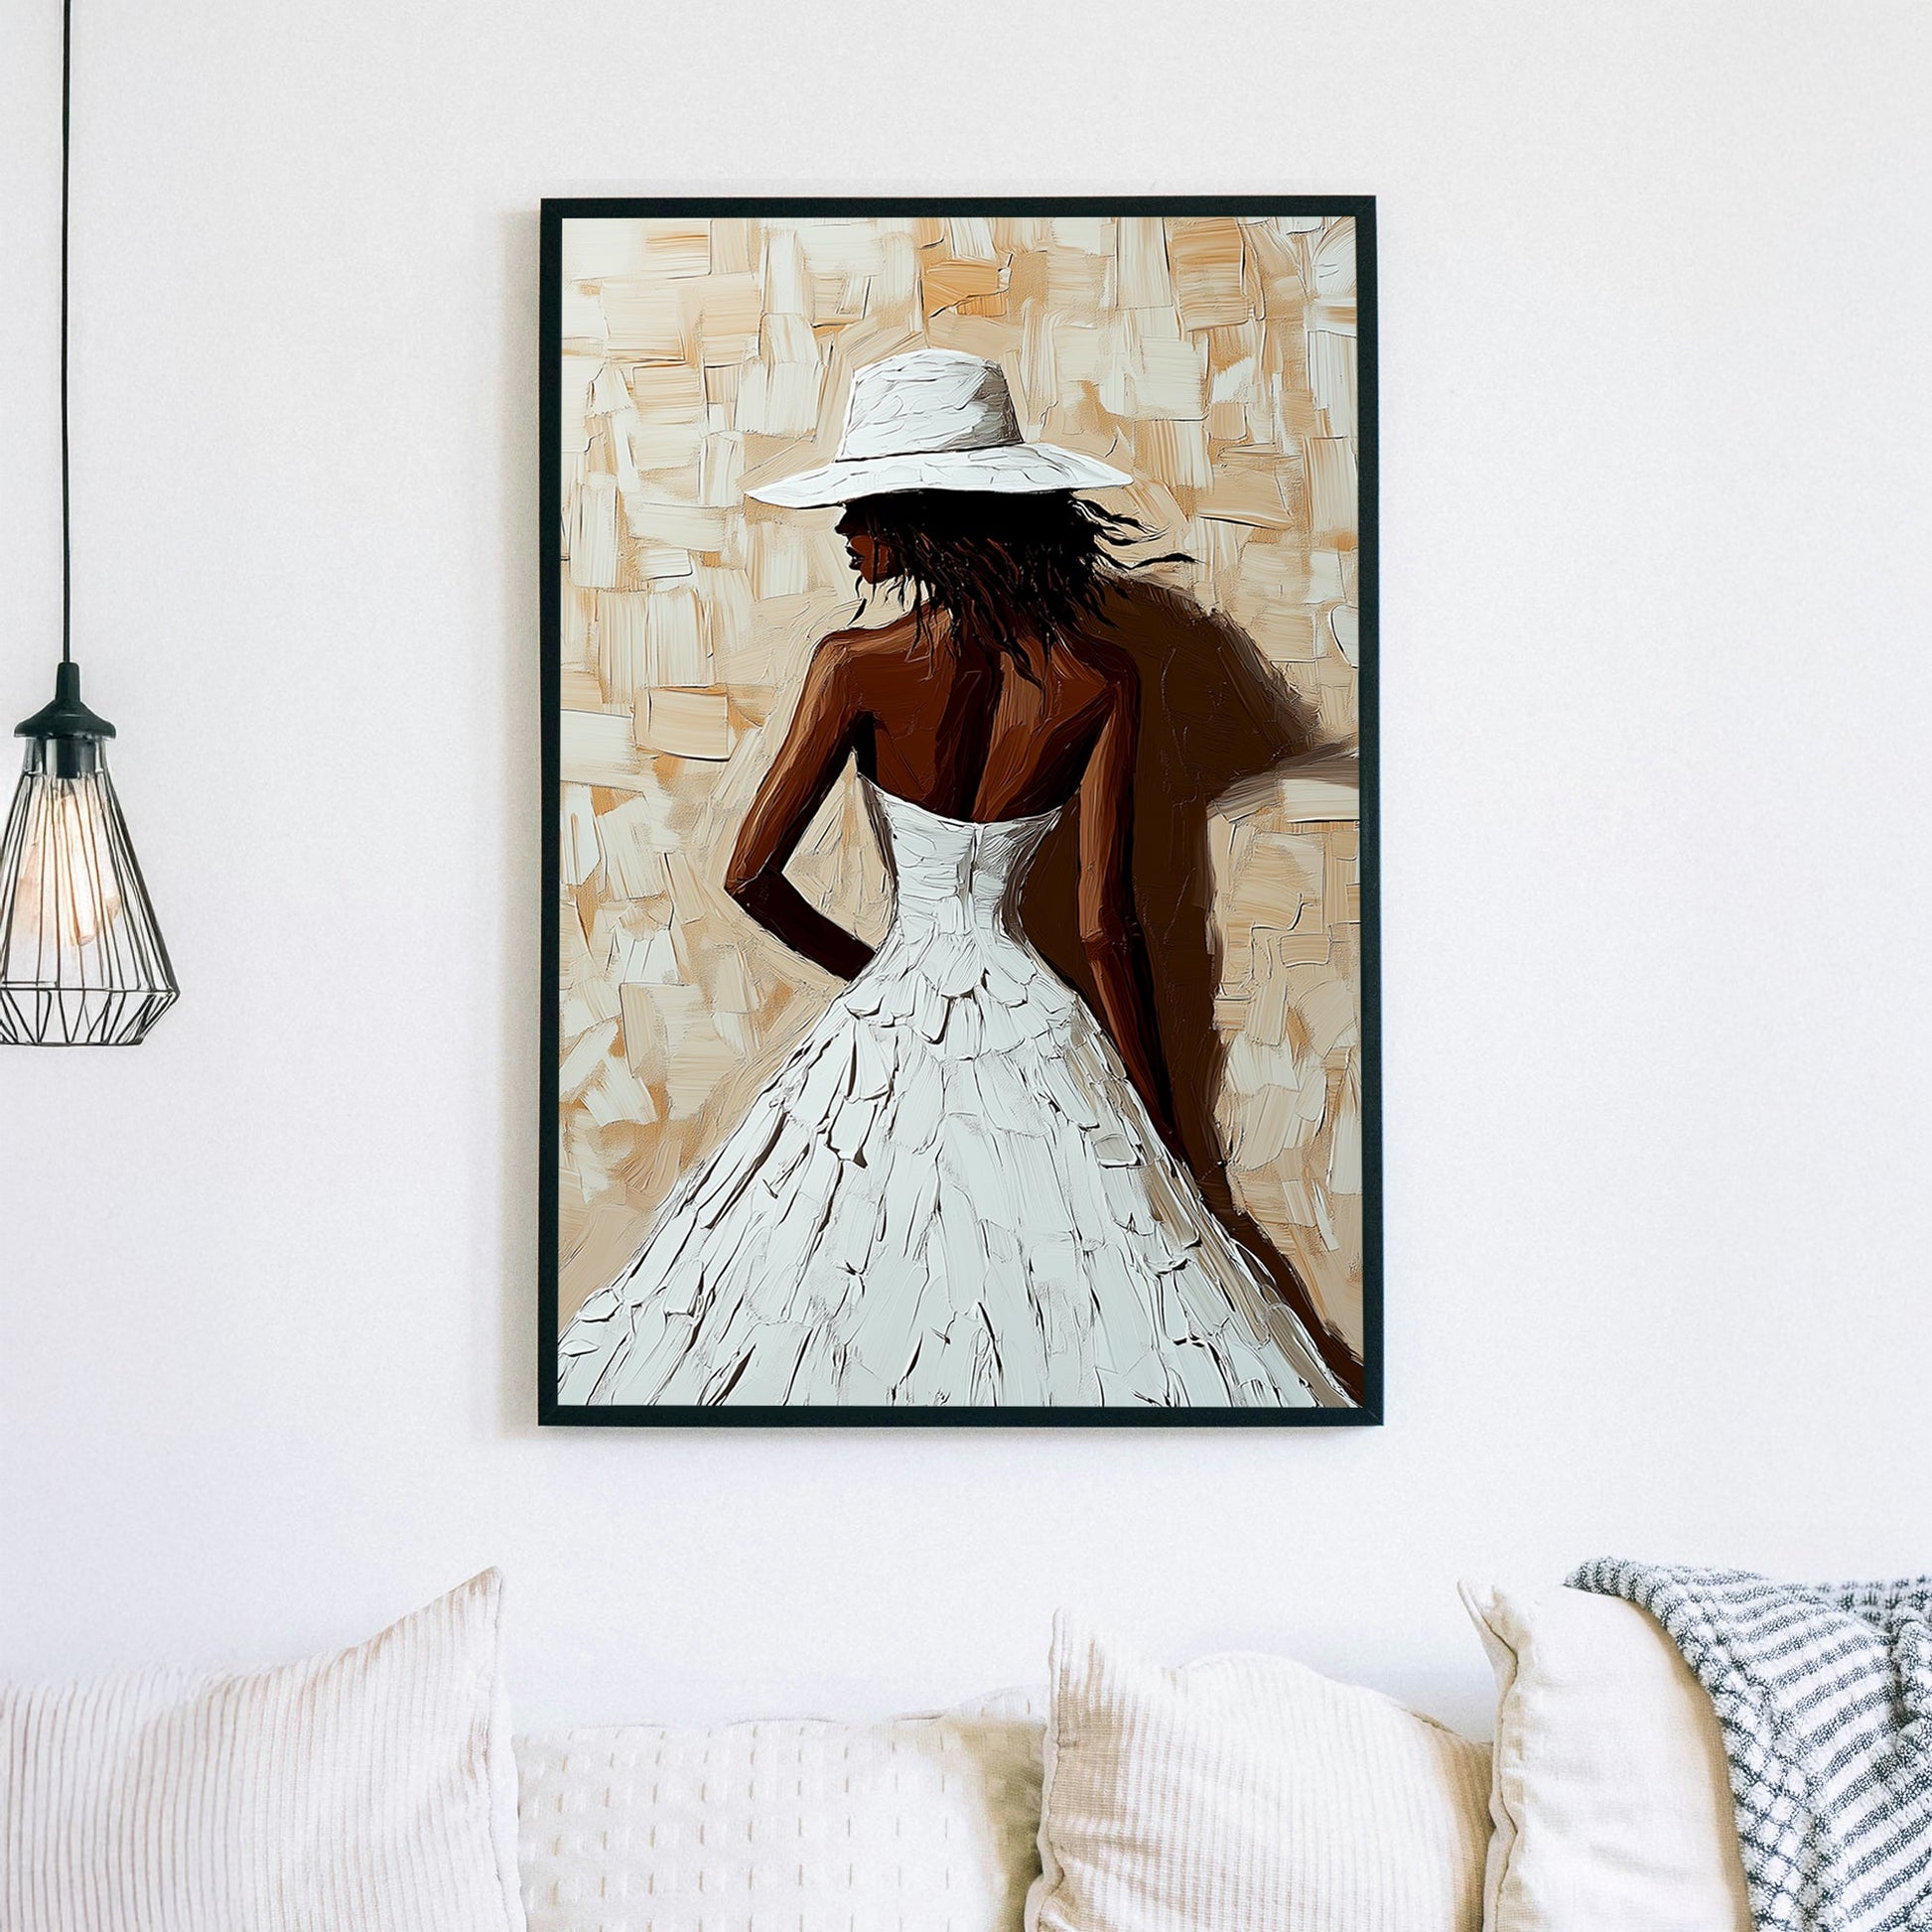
<box><xmin>1028</xmin><ymin>1615</ymin><xmax>1490</xmax><ymax>1932</ymax></box>
<box><xmin>516</xmin><ymin>1687</ymin><xmax>1044</xmax><ymax>1932</ymax></box>
<box><xmin>1</xmin><ymin>1570</ymin><xmax>525</xmax><ymax>1932</ymax></box>
<box><xmin>1459</xmin><ymin>1580</ymin><xmax>1751</xmax><ymax>1932</ymax></box>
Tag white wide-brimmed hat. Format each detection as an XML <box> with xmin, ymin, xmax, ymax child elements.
<box><xmin>746</xmin><ymin>346</ymin><xmax>1133</xmax><ymax>508</ymax></box>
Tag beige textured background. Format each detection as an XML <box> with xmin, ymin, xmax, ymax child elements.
<box><xmin>555</xmin><ymin>211</ymin><xmax>1364</xmax><ymax>1354</ymax></box>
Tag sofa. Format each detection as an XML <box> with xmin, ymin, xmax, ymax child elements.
<box><xmin>1</xmin><ymin>1572</ymin><xmax>1756</xmax><ymax>1932</ymax></box>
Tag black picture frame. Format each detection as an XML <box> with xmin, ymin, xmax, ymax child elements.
<box><xmin>539</xmin><ymin>196</ymin><xmax>1381</xmax><ymax>1428</ymax></box>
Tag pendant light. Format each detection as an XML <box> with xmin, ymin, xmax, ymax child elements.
<box><xmin>0</xmin><ymin>0</ymin><xmax>178</xmax><ymax>1046</ymax></box>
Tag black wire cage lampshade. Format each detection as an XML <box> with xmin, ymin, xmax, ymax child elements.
<box><xmin>0</xmin><ymin>0</ymin><xmax>177</xmax><ymax>1046</ymax></box>
<box><xmin>0</xmin><ymin>665</ymin><xmax>177</xmax><ymax>1045</ymax></box>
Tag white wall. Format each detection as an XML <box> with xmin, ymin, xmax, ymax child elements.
<box><xmin>3</xmin><ymin>0</ymin><xmax>1930</xmax><ymax>1740</ymax></box>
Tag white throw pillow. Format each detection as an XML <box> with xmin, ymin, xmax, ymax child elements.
<box><xmin>1458</xmin><ymin>1580</ymin><xmax>1751</xmax><ymax>1932</ymax></box>
<box><xmin>1028</xmin><ymin>1614</ymin><xmax>1490</xmax><ymax>1932</ymax></box>
<box><xmin>516</xmin><ymin>1687</ymin><xmax>1044</xmax><ymax>1932</ymax></box>
<box><xmin>1</xmin><ymin>1570</ymin><xmax>525</xmax><ymax>1932</ymax></box>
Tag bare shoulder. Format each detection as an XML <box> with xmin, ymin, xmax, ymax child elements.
<box><xmin>792</xmin><ymin>621</ymin><xmax>894</xmax><ymax>717</ymax></box>
<box><xmin>809</xmin><ymin>611</ymin><xmax>922</xmax><ymax>684</ymax></box>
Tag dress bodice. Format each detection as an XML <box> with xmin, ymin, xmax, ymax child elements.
<box><xmin>860</xmin><ymin>776</ymin><xmax>1062</xmax><ymax>954</ymax></box>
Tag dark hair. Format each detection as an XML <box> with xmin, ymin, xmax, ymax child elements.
<box><xmin>842</xmin><ymin>488</ymin><xmax>1189</xmax><ymax>674</ymax></box>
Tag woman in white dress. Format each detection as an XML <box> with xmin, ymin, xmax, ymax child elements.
<box><xmin>559</xmin><ymin>347</ymin><xmax>1352</xmax><ymax>1410</ymax></box>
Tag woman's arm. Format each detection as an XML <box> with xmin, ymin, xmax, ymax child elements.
<box><xmin>1078</xmin><ymin>668</ymin><xmax>1367</xmax><ymax>1402</ymax></box>
<box><xmin>1076</xmin><ymin>663</ymin><xmax>1185</xmax><ymax>1160</ymax></box>
<box><xmin>723</xmin><ymin>633</ymin><xmax>875</xmax><ymax>981</ymax></box>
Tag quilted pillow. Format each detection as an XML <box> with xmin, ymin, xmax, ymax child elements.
<box><xmin>516</xmin><ymin>1687</ymin><xmax>1044</xmax><ymax>1932</ymax></box>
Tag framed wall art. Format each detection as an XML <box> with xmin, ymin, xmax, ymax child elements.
<box><xmin>540</xmin><ymin>197</ymin><xmax>1380</xmax><ymax>1426</ymax></box>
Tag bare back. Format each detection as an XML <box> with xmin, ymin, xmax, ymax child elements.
<box><xmin>724</xmin><ymin>598</ymin><xmax>1147</xmax><ymax>1076</ymax></box>
<box><xmin>843</xmin><ymin>605</ymin><xmax>1126</xmax><ymax>824</ymax></box>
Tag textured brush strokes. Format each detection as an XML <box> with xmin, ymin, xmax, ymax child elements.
<box><xmin>556</xmin><ymin>214</ymin><xmax>1363</xmax><ymax>1359</ymax></box>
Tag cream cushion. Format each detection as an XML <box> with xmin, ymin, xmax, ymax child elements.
<box><xmin>1459</xmin><ymin>1580</ymin><xmax>1751</xmax><ymax>1932</ymax></box>
<box><xmin>515</xmin><ymin>1687</ymin><xmax>1045</xmax><ymax>1932</ymax></box>
<box><xmin>1027</xmin><ymin>1614</ymin><xmax>1490</xmax><ymax>1932</ymax></box>
<box><xmin>0</xmin><ymin>1570</ymin><xmax>525</xmax><ymax>1932</ymax></box>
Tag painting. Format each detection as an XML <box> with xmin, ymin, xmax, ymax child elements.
<box><xmin>540</xmin><ymin>198</ymin><xmax>1379</xmax><ymax>1425</ymax></box>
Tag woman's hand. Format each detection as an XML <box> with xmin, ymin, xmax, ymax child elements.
<box><xmin>1074</xmin><ymin>655</ymin><xmax>1192</xmax><ymax>1156</ymax></box>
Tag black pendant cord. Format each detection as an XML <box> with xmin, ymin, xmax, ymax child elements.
<box><xmin>13</xmin><ymin>0</ymin><xmax>112</xmax><ymax>749</ymax></box>
<box><xmin>60</xmin><ymin>0</ymin><xmax>72</xmax><ymax>666</ymax></box>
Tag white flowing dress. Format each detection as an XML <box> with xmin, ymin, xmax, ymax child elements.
<box><xmin>558</xmin><ymin>776</ymin><xmax>1343</xmax><ymax>1409</ymax></box>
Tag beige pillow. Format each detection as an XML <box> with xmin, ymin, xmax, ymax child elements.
<box><xmin>1028</xmin><ymin>1613</ymin><xmax>1490</xmax><ymax>1932</ymax></box>
<box><xmin>1459</xmin><ymin>1581</ymin><xmax>1751</xmax><ymax>1932</ymax></box>
<box><xmin>1</xmin><ymin>1571</ymin><xmax>524</xmax><ymax>1932</ymax></box>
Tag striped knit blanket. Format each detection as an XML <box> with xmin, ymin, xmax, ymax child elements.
<box><xmin>1570</xmin><ymin>1560</ymin><xmax>1932</xmax><ymax>1932</ymax></box>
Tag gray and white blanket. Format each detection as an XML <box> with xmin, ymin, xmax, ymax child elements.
<box><xmin>1570</xmin><ymin>1559</ymin><xmax>1932</xmax><ymax>1932</ymax></box>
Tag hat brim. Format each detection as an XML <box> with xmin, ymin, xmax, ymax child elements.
<box><xmin>745</xmin><ymin>441</ymin><xmax>1134</xmax><ymax>508</ymax></box>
